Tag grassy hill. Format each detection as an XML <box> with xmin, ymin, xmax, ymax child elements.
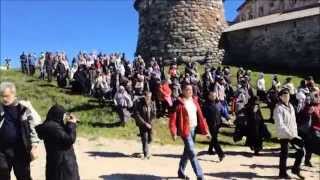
<box><xmin>0</xmin><ymin>67</ymin><xmax>312</xmax><ymax>148</ymax></box>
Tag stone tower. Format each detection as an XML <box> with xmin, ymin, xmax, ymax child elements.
<box><xmin>134</xmin><ymin>0</ymin><xmax>227</xmax><ymax>64</ymax></box>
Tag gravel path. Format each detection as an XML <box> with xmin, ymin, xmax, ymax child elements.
<box><xmin>18</xmin><ymin>137</ymin><xmax>320</xmax><ymax>180</ymax></box>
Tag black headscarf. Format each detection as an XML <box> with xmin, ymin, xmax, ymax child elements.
<box><xmin>45</xmin><ymin>104</ymin><xmax>66</xmax><ymax>125</ymax></box>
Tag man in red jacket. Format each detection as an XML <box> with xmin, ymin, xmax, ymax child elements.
<box><xmin>169</xmin><ymin>83</ymin><xmax>210</xmax><ymax>180</ymax></box>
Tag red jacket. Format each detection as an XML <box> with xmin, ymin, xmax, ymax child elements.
<box><xmin>308</xmin><ymin>103</ymin><xmax>320</xmax><ymax>131</ymax></box>
<box><xmin>169</xmin><ymin>96</ymin><xmax>209</xmax><ymax>139</ymax></box>
<box><xmin>159</xmin><ymin>82</ymin><xmax>172</xmax><ymax>106</ymax></box>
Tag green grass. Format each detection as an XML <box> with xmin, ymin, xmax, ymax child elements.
<box><xmin>0</xmin><ymin>67</ymin><xmax>312</xmax><ymax>149</ymax></box>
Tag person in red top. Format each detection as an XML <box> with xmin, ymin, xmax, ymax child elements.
<box><xmin>168</xmin><ymin>64</ymin><xmax>178</xmax><ymax>78</ymax></box>
<box><xmin>159</xmin><ymin>80</ymin><xmax>172</xmax><ymax>107</ymax></box>
<box><xmin>304</xmin><ymin>90</ymin><xmax>320</xmax><ymax>167</ymax></box>
<box><xmin>169</xmin><ymin>83</ymin><xmax>210</xmax><ymax>180</ymax></box>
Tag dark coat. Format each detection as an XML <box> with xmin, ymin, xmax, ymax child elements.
<box><xmin>56</xmin><ymin>62</ymin><xmax>67</xmax><ymax>87</ymax></box>
<box><xmin>203</xmin><ymin>101</ymin><xmax>222</xmax><ymax>134</ymax></box>
<box><xmin>35</xmin><ymin>105</ymin><xmax>80</xmax><ymax>180</ymax></box>
<box><xmin>133</xmin><ymin>98</ymin><xmax>156</xmax><ymax>130</ymax></box>
<box><xmin>244</xmin><ymin>100</ymin><xmax>271</xmax><ymax>151</ymax></box>
<box><xmin>0</xmin><ymin>101</ymin><xmax>40</xmax><ymax>161</ymax></box>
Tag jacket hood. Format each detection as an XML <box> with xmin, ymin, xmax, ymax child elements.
<box><xmin>36</xmin><ymin>104</ymin><xmax>66</xmax><ymax>140</ymax></box>
<box><xmin>45</xmin><ymin>104</ymin><xmax>66</xmax><ymax>124</ymax></box>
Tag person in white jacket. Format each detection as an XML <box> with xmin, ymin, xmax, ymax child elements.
<box><xmin>273</xmin><ymin>88</ymin><xmax>305</xmax><ymax>179</ymax></box>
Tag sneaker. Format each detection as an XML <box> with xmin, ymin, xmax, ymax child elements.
<box><xmin>219</xmin><ymin>154</ymin><xmax>225</xmax><ymax>162</ymax></box>
<box><xmin>178</xmin><ymin>173</ymin><xmax>190</xmax><ymax>180</ymax></box>
<box><xmin>278</xmin><ymin>173</ymin><xmax>291</xmax><ymax>179</ymax></box>
<box><xmin>292</xmin><ymin>169</ymin><xmax>305</xmax><ymax>180</ymax></box>
<box><xmin>304</xmin><ymin>161</ymin><xmax>313</xmax><ymax>167</ymax></box>
<box><xmin>136</xmin><ymin>153</ymin><xmax>144</xmax><ymax>159</ymax></box>
<box><xmin>207</xmin><ymin>150</ymin><xmax>215</xmax><ymax>155</ymax></box>
<box><xmin>145</xmin><ymin>154</ymin><xmax>152</xmax><ymax>160</ymax></box>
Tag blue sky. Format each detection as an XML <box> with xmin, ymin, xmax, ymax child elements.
<box><xmin>0</xmin><ymin>0</ymin><xmax>244</xmax><ymax>67</ymax></box>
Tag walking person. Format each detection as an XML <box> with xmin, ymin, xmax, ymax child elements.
<box><xmin>133</xmin><ymin>91</ymin><xmax>156</xmax><ymax>159</ymax></box>
<box><xmin>245</xmin><ymin>96</ymin><xmax>270</xmax><ymax>155</ymax></box>
<box><xmin>114</xmin><ymin>86</ymin><xmax>133</xmax><ymax>127</ymax></box>
<box><xmin>214</xmin><ymin>76</ymin><xmax>231</xmax><ymax>123</ymax></box>
<box><xmin>299</xmin><ymin>90</ymin><xmax>320</xmax><ymax>167</ymax></box>
<box><xmin>203</xmin><ymin>91</ymin><xmax>225</xmax><ymax>161</ymax></box>
<box><xmin>273</xmin><ymin>88</ymin><xmax>305</xmax><ymax>179</ymax></box>
<box><xmin>169</xmin><ymin>83</ymin><xmax>210</xmax><ymax>180</ymax></box>
<box><xmin>36</xmin><ymin>104</ymin><xmax>80</xmax><ymax>180</ymax></box>
<box><xmin>0</xmin><ymin>82</ymin><xmax>41</xmax><ymax>180</ymax></box>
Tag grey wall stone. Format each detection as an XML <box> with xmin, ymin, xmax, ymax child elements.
<box><xmin>223</xmin><ymin>15</ymin><xmax>320</xmax><ymax>73</ymax></box>
<box><xmin>134</xmin><ymin>0</ymin><xmax>227</xmax><ymax>64</ymax></box>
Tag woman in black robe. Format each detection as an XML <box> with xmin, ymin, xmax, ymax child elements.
<box><xmin>35</xmin><ymin>105</ymin><xmax>80</xmax><ymax>180</ymax></box>
<box><xmin>245</xmin><ymin>96</ymin><xmax>271</xmax><ymax>155</ymax></box>
<box><xmin>55</xmin><ymin>61</ymin><xmax>68</xmax><ymax>88</ymax></box>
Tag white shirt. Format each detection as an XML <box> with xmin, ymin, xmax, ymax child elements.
<box><xmin>184</xmin><ymin>98</ymin><xmax>198</xmax><ymax>128</ymax></box>
<box><xmin>257</xmin><ymin>78</ymin><xmax>265</xmax><ymax>91</ymax></box>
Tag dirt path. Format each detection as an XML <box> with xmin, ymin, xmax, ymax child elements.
<box><xmin>20</xmin><ymin>137</ymin><xmax>320</xmax><ymax>180</ymax></box>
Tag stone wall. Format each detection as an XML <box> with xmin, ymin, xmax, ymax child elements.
<box><xmin>134</xmin><ymin>0</ymin><xmax>226</xmax><ymax>65</ymax></box>
<box><xmin>223</xmin><ymin>14</ymin><xmax>320</xmax><ymax>73</ymax></box>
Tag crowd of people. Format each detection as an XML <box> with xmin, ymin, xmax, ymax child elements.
<box><xmin>0</xmin><ymin>51</ymin><xmax>317</xmax><ymax>179</ymax></box>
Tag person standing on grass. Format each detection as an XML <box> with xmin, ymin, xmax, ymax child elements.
<box><xmin>214</xmin><ymin>76</ymin><xmax>231</xmax><ymax>124</ymax></box>
<box><xmin>45</xmin><ymin>52</ymin><xmax>54</xmax><ymax>82</ymax></box>
<box><xmin>273</xmin><ymin>88</ymin><xmax>305</xmax><ymax>179</ymax></box>
<box><xmin>38</xmin><ymin>52</ymin><xmax>46</xmax><ymax>80</ymax></box>
<box><xmin>55</xmin><ymin>58</ymin><xmax>68</xmax><ymax>88</ymax></box>
<box><xmin>133</xmin><ymin>91</ymin><xmax>156</xmax><ymax>159</ymax></box>
<box><xmin>169</xmin><ymin>83</ymin><xmax>210</xmax><ymax>180</ymax></box>
<box><xmin>0</xmin><ymin>82</ymin><xmax>41</xmax><ymax>180</ymax></box>
<box><xmin>256</xmin><ymin>72</ymin><xmax>266</xmax><ymax>102</ymax></box>
<box><xmin>114</xmin><ymin>86</ymin><xmax>133</xmax><ymax>127</ymax></box>
<box><xmin>203</xmin><ymin>91</ymin><xmax>225</xmax><ymax>161</ymax></box>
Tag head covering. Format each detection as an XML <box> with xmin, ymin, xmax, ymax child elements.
<box><xmin>45</xmin><ymin>104</ymin><xmax>66</xmax><ymax>125</ymax></box>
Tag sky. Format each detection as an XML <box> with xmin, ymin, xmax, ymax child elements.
<box><xmin>0</xmin><ymin>0</ymin><xmax>244</xmax><ymax>67</ymax></box>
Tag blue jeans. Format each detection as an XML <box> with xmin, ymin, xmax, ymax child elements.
<box><xmin>220</xmin><ymin>100</ymin><xmax>230</xmax><ymax>120</ymax></box>
<box><xmin>178</xmin><ymin>128</ymin><xmax>204</xmax><ymax>178</ymax></box>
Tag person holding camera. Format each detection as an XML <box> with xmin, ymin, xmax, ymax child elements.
<box><xmin>36</xmin><ymin>104</ymin><xmax>80</xmax><ymax>180</ymax></box>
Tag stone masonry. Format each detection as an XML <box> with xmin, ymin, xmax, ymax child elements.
<box><xmin>134</xmin><ymin>0</ymin><xmax>227</xmax><ymax>64</ymax></box>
